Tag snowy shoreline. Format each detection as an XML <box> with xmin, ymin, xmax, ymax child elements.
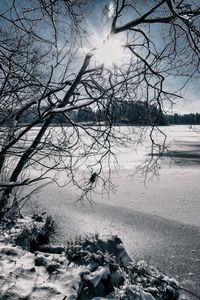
<box><xmin>0</xmin><ymin>215</ymin><xmax>180</xmax><ymax>300</ymax></box>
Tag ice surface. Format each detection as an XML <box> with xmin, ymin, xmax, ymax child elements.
<box><xmin>25</xmin><ymin>125</ymin><xmax>200</xmax><ymax>296</ymax></box>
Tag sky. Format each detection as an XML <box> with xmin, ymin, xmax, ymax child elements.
<box><xmin>0</xmin><ymin>0</ymin><xmax>200</xmax><ymax>114</ymax></box>
<box><xmin>176</xmin><ymin>80</ymin><xmax>200</xmax><ymax>114</ymax></box>
<box><xmin>86</xmin><ymin>0</ymin><xmax>200</xmax><ymax>114</ymax></box>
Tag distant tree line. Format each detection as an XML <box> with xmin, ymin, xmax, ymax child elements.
<box><xmin>1</xmin><ymin>102</ymin><xmax>199</xmax><ymax>126</ymax></box>
<box><xmin>0</xmin><ymin>101</ymin><xmax>166</xmax><ymax>126</ymax></box>
<box><xmin>75</xmin><ymin>106</ymin><xmax>200</xmax><ymax>126</ymax></box>
<box><xmin>166</xmin><ymin>113</ymin><xmax>200</xmax><ymax>125</ymax></box>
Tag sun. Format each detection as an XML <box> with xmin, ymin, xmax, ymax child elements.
<box><xmin>81</xmin><ymin>26</ymin><xmax>129</xmax><ymax>70</ymax></box>
<box><xmin>94</xmin><ymin>35</ymin><xmax>125</xmax><ymax>69</ymax></box>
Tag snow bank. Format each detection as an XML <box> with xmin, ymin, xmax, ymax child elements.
<box><xmin>0</xmin><ymin>215</ymin><xmax>180</xmax><ymax>299</ymax></box>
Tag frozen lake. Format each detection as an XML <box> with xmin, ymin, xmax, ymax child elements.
<box><xmin>28</xmin><ymin>125</ymin><xmax>200</xmax><ymax>298</ymax></box>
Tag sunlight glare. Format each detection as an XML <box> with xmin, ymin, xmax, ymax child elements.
<box><xmin>94</xmin><ymin>36</ymin><xmax>125</xmax><ymax>69</ymax></box>
<box><xmin>108</xmin><ymin>1</ymin><xmax>115</xmax><ymax>18</ymax></box>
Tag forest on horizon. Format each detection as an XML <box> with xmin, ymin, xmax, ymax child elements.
<box><xmin>1</xmin><ymin>100</ymin><xmax>200</xmax><ymax>126</ymax></box>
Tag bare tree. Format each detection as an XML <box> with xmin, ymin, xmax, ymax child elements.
<box><xmin>0</xmin><ymin>0</ymin><xmax>200</xmax><ymax>220</ymax></box>
<box><xmin>106</xmin><ymin>0</ymin><xmax>200</xmax><ymax>173</ymax></box>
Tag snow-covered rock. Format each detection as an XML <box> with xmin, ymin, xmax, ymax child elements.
<box><xmin>0</xmin><ymin>216</ymin><xmax>180</xmax><ymax>300</ymax></box>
